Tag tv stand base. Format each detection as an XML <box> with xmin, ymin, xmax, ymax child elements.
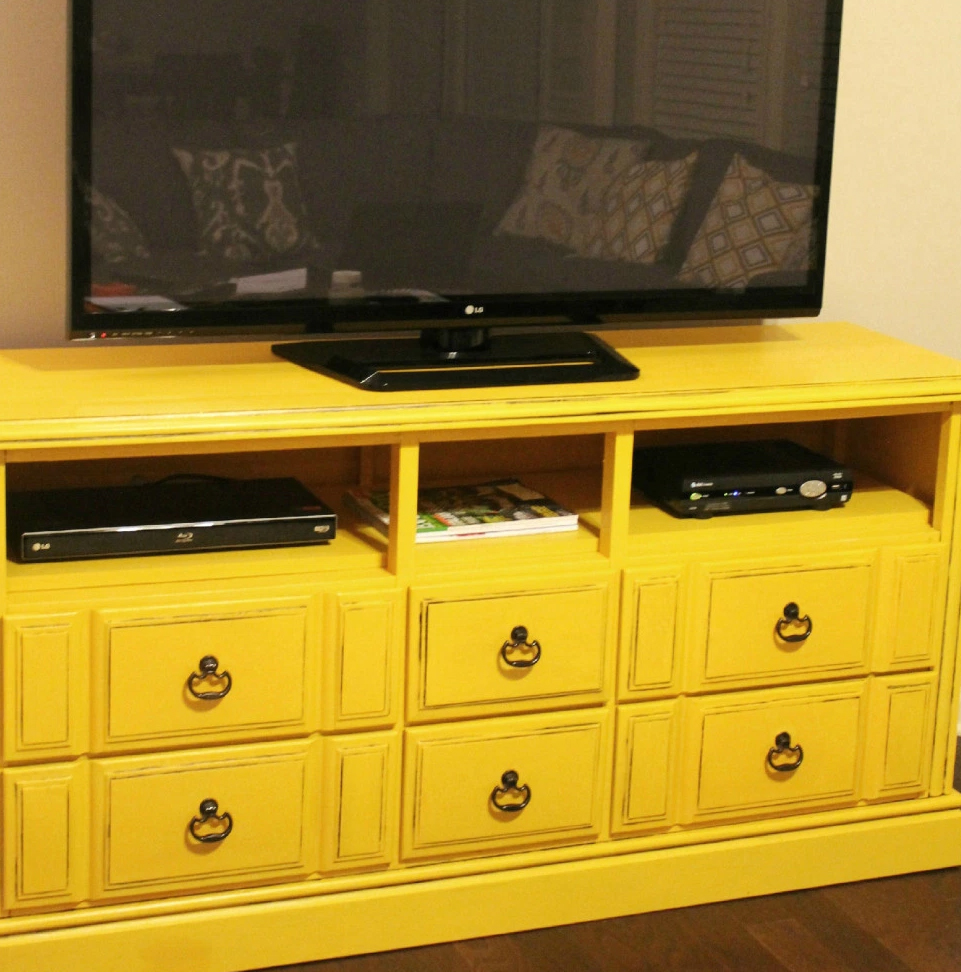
<box><xmin>272</xmin><ymin>330</ymin><xmax>638</xmax><ymax>390</ymax></box>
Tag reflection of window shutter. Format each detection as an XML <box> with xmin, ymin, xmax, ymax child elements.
<box><xmin>646</xmin><ymin>0</ymin><xmax>771</xmax><ymax>143</ymax></box>
<box><xmin>539</xmin><ymin>0</ymin><xmax>618</xmax><ymax>125</ymax></box>
<box><xmin>782</xmin><ymin>2</ymin><xmax>835</xmax><ymax>157</ymax></box>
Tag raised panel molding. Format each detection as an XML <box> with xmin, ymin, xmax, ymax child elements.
<box><xmin>875</xmin><ymin>546</ymin><xmax>947</xmax><ymax>671</ymax></box>
<box><xmin>619</xmin><ymin>567</ymin><xmax>683</xmax><ymax>698</ymax></box>
<box><xmin>611</xmin><ymin>700</ymin><xmax>679</xmax><ymax>834</ymax></box>
<box><xmin>2</xmin><ymin>612</ymin><xmax>88</xmax><ymax>762</ymax></box>
<box><xmin>322</xmin><ymin>590</ymin><xmax>404</xmax><ymax>732</ymax></box>
<box><xmin>322</xmin><ymin>732</ymin><xmax>399</xmax><ymax>871</ymax></box>
<box><xmin>2</xmin><ymin>761</ymin><xmax>89</xmax><ymax>911</ymax></box>
<box><xmin>864</xmin><ymin>673</ymin><xmax>936</xmax><ymax>800</ymax></box>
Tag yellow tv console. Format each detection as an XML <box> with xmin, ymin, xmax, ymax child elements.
<box><xmin>1</xmin><ymin>322</ymin><xmax>960</xmax><ymax>971</ymax></box>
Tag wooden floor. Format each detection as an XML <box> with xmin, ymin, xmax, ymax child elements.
<box><xmin>266</xmin><ymin>753</ymin><xmax>961</xmax><ymax>972</ymax></box>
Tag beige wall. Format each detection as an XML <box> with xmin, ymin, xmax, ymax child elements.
<box><xmin>2</xmin><ymin>1</ymin><xmax>961</xmax><ymax>356</ymax></box>
<box><xmin>0</xmin><ymin>1</ymin><xmax>68</xmax><ymax>348</ymax></box>
<box><xmin>816</xmin><ymin>0</ymin><xmax>961</xmax><ymax>360</ymax></box>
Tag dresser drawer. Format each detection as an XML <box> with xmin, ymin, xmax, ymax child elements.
<box><xmin>689</xmin><ymin>554</ymin><xmax>874</xmax><ymax>690</ymax></box>
<box><xmin>93</xmin><ymin>598</ymin><xmax>315</xmax><ymax>751</ymax></box>
<box><xmin>402</xmin><ymin>711</ymin><xmax>609</xmax><ymax>860</ymax></box>
<box><xmin>682</xmin><ymin>683</ymin><xmax>866</xmax><ymax>823</ymax></box>
<box><xmin>409</xmin><ymin>577</ymin><xmax>613</xmax><ymax>721</ymax></box>
<box><xmin>92</xmin><ymin>741</ymin><xmax>316</xmax><ymax>899</ymax></box>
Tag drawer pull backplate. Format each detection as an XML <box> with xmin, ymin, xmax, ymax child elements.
<box><xmin>490</xmin><ymin>770</ymin><xmax>531</xmax><ymax>813</ymax></box>
<box><xmin>767</xmin><ymin>731</ymin><xmax>804</xmax><ymax>772</ymax></box>
<box><xmin>189</xmin><ymin>798</ymin><xmax>234</xmax><ymax>843</ymax></box>
<box><xmin>500</xmin><ymin>626</ymin><xmax>542</xmax><ymax>669</ymax></box>
<box><xmin>187</xmin><ymin>655</ymin><xmax>233</xmax><ymax>700</ymax></box>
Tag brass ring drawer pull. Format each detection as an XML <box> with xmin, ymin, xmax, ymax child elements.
<box><xmin>187</xmin><ymin>655</ymin><xmax>233</xmax><ymax>700</ymax></box>
<box><xmin>189</xmin><ymin>798</ymin><xmax>233</xmax><ymax>843</ymax></box>
<box><xmin>500</xmin><ymin>626</ymin><xmax>542</xmax><ymax>668</ymax></box>
<box><xmin>490</xmin><ymin>770</ymin><xmax>531</xmax><ymax>813</ymax></box>
<box><xmin>767</xmin><ymin>731</ymin><xmax>804</xmax><ymax>772</ymax></box>
<box><xmin>775</xmin><ymin>602</ymin><xmax>813</xmax><ymax>643</ymax></box>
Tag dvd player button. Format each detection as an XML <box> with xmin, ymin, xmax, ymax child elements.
<box><xmin>799</xmin><ymin>479</ymin><xmax>828</xmax><ymax>499</ymax></box>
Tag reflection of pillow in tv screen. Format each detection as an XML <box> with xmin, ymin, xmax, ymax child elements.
<box><xmin>340</xmin><ymin>202</ymin><xmax>482</xmax><ymax>291</ymax></box>
<box><xmin>172</xmin><ymin>142</ymin><xmax>317</xmax><ymax>262</ymax></box>
<box><xmin>678</xmin><ymin>154</ymin><xmax>816</xmax><ymax>289</ymax></box>
<box><xmin>495</xmin><ymin>126</ymin><xmax>650</xmax><ymax>253</ymax></box>
<box><xmin>88</xmin><ymin>185</ymin><xmax>151</xmax><ymax>265</ymax></box>
<box><xmin>580</xmin><ymin>152</ymin><xmax>698</xmax><ymax>265</ymax></box>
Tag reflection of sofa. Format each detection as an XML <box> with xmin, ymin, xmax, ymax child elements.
<box><xmin>89</xmin><ymin>114</ymin><xmax>817</xmax><ymax>302</ymax></box>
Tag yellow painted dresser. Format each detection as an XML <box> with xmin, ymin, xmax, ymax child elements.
<box><xmin>1</xmin><ymin>322</ymin><xmax>960</xmax><ymax>971</ymax></box>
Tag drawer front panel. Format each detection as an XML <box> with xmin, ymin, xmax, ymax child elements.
<box><xmin>685</xmin><ymin>683</ymin><xmax>866</xmax><ymax>822</ymax></box>
<box><xmin>403</xmin><ymin>711</ymin><xmax>608</xmax><ymax>860</ymax></box>
<box><xmin>94</xmin><ymin>742</ymin><xmax>313</xmax><ymax>897</ymax></box>
<box><xmin>411</xmin><ymin>579</ymin><xmax>612</xmax><ymax>720</ymax></box>
<box><xmin>693</xmin><ymin>557</ymin><xmax>874</xmax><ymax>689</ymax></box>
<box><xmin>95</xmin><ymin>600</ymin><xmax>313</xmax><ymax>750</ymax></box>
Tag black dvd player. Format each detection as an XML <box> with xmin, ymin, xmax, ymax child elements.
<box><xmin>632</xmin><ymin>439</ymin><xmax>854</xmax><ymax>518</ymax></box>
<box><xmin>7</xmin><ymin>477</ymin><xmax>337</xmax><ymax>562</ymax></box>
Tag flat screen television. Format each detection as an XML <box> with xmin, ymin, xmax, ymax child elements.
<box><xmin>71</xmin><ymin>0</ymin><xmax>843</xmax><ymax>390</ymax></box>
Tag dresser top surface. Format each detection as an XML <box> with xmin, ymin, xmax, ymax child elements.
<box><xmin>1</xmin><ymin>323</ymin><xmax>960</xmax><ymax>449</ymax></box>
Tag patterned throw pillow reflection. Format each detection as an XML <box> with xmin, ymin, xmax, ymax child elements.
<box><xmin>88</xmin><ymin>185</ymin><xmax>151</xmax><ymax>265</ymax></box>
<box><xmin>173</xmin><ymin>142</ymin><xmax>317</xmax><ymax>262</ymax></box>
<box><xmin>580</xmin><ymin>152</ymin><xmax>698</xmax><ymax>265</ymax></box>
<box><xmin>678</xmin><ymin>154</ymin><xmax>816</xmax><ymax>289</ymax></box>
<box><xmin>496</xmin><ymin>126</ymin><xmax>650</xmax><ymax>253</ymax></box>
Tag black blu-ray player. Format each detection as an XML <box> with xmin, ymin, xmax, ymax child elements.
<box><xmin>7</xmin><ymin>477</ymin><xmax>337</xmax><ymax>562</ymax></box>
<box><xmin>632</xmin><ymin>439</ymin><xmax>854</xmax><ymax>518</ymax></box>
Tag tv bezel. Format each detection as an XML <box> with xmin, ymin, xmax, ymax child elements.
<box><xmin>68</xmin><ymin>0</ymin><xmax>843</xmax><ymax>344</ymax></box>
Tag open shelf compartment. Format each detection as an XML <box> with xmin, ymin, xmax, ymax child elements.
<box><xmin>4</xmin><ymin>442</ymin><xmax>391</xmax><ymax>593</ymax></box>
<box><xmin>619</xmin><ymin>411</ymin><xmax>947</xmax><ymax>557</ymax></box>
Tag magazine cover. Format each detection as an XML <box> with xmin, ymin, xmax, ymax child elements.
<box><xmin>344</xmin><ymin>479</ymin><xmax>578</xmax><ymax>542</ymax></box>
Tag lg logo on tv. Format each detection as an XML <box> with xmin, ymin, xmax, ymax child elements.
<box><xmin>464</xmin><ymin>305</ymin><xmax>484</xmax><ymax>315</ymax></box>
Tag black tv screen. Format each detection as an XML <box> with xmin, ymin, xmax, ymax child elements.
<box><xmin>71</xmin><ymin>0</ymin><xmax>842</xmax><ymax>385</ymax></box>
